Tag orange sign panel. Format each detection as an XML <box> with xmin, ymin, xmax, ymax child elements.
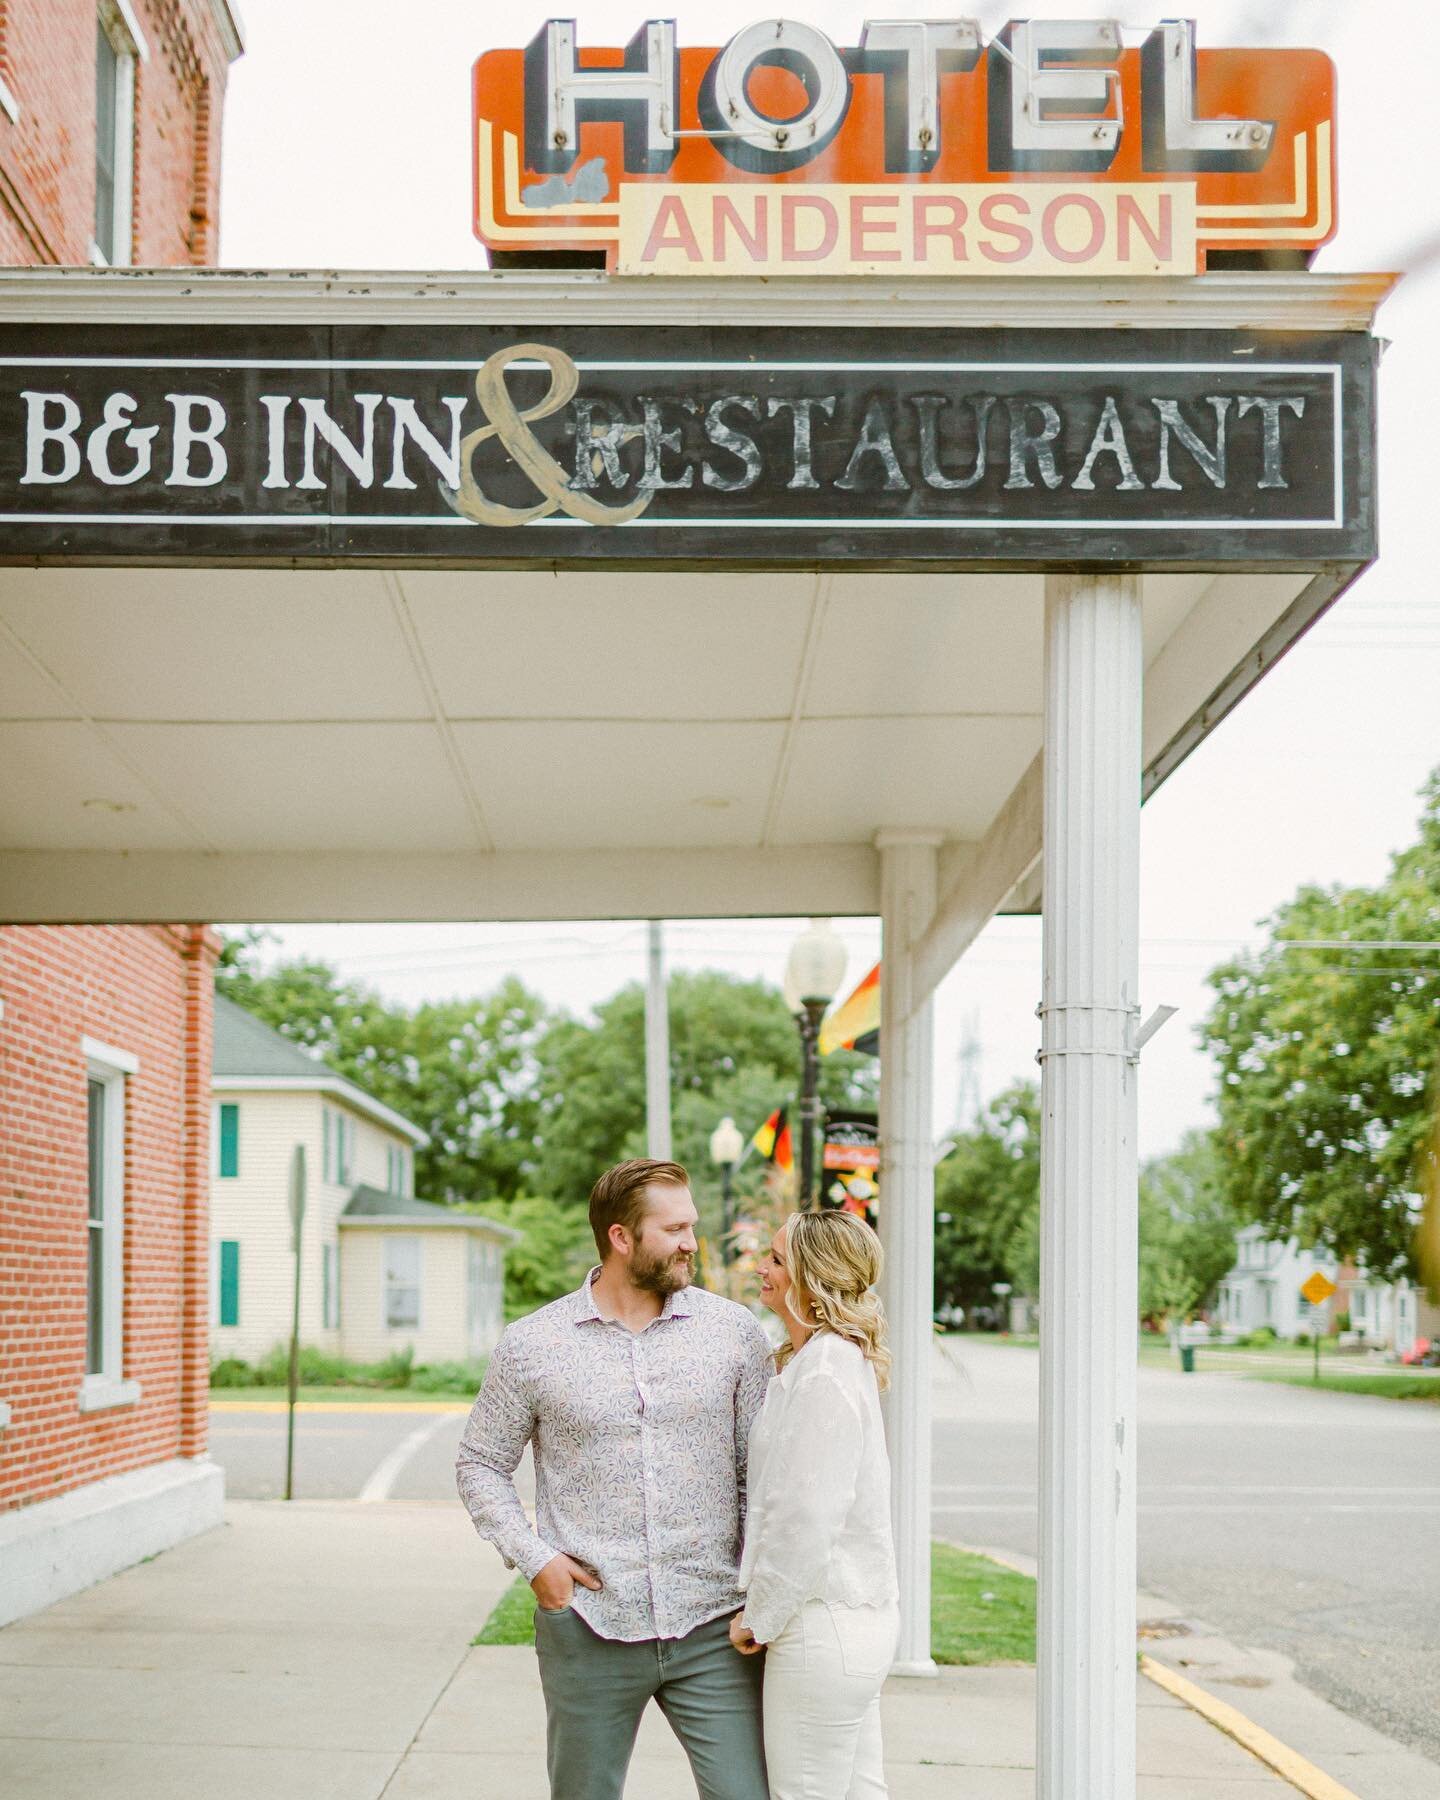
<box><xmin>1300</xmin><ymin>1271</ymin><xmax>1338</xmax><ymax>1306</ymax></box>
<box><xmin>473</xmin><ymin>19</ymin><xmax>1336</xmax><ymax>276</ymax></box>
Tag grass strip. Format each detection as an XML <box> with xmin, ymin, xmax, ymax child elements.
<box><xmin>1246</xmin><ymin>1370</ymin><xmax>1440</xmax><ymax>1403</ymax></box>
<box><xmin>473</xmin><ymin>1540</ymin><xmax>1036</xmax><ymax>1662</ymax></box>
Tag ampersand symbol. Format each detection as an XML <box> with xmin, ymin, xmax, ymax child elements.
<box><xmin>450</xmin><ymin>342</ymin><xmax>653</xmax><ymax>529</ymax></box>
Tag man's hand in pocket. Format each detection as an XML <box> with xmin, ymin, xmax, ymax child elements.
<box><xmin>532</xmin><ymin>1553</ymin><xmax>602</xmax><ymax>1611</ymax></box>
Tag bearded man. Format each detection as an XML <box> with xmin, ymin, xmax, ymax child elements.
<box><xmin>455</xmin><ymin>1157</ymin><xmax>775</xmax><ymax>1800</ymax></box>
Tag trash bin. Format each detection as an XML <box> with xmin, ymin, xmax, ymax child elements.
<box><xmin>1179</xmin><ymin>1345</ymin><xmax>1196</xmax><ymax>1373</ymax></box>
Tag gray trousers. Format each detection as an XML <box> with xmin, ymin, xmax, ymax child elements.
<box><xmin>533</xmin><ymin>1603</ymin><xmax>768</xmax><ymax>1800</ymax></box>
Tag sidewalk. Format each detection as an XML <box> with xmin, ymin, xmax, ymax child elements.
<box><xmin>0</xmin><ymin>1493</ymin><xmax>1433</xmax><ymax>1800</ymax></box>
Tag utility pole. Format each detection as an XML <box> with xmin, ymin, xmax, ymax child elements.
<box><xmin>645</xmin><ymin>920</ymin><xmax>672</xmax><ymax>1160</ymax></box>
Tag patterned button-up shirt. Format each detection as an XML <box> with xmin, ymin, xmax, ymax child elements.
<box><xmin>455</xmin><ymin>1267</ymin><xmax>776</xmax><ymax>1643</ymax></box>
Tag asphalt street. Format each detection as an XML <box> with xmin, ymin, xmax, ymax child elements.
<box><xmin>207</xmin><ymin>1339</ymin><xmax>1439</xmax><ymax>1761</ymax></box>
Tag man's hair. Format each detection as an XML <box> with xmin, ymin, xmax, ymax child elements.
<box><xmin>588</xmin><ymin>1158</ymin><xmax>690</xmax><ymax>1259</ymax></box>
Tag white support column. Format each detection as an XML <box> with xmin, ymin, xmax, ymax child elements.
<box><xmin>645</xmin><ymin>919</ymin><xmax>672</xmax><ymax>1160</ymax></box>
<box><xmin>1037</xmin><ymin>573</ymin><xmax>1143</xmax><ymax>1800</ymax></box>
<box><xmin>876</xmin><ymin>828</ymin><xmax>941</xmax><ymax>1678</ymax></box>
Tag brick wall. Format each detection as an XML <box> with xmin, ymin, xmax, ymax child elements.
<box><xmin>0</xmin><ymin>0</ymin><xmax>236</xmax><ymax>265</ymax></box>
<box><xmin>0</xmin><ymin>925</ymin><xmax>220</xmax><ymax>1513</ymax></box>
<box><xmin>0</xmin><ymin>8</ymin><xmax>236</xmax><ymax>1515</ymax></box>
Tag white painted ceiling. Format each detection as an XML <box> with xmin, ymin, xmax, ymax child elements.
<box><xmin>0</xmin><ymin>565</ymin><xmax>1310</xmax><ymax>863</ymax></box>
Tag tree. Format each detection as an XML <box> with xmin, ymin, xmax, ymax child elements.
<box><xmin>1138</xmin><ymin>1131</ymin><xmax>1237</xmax><ymax>1325</ymax></box>
<box><xmin>531</xmin><ymin>969</ymin><xmax>877</xmax><ymax>1226</ymax></box>
<box><xmin>1202</xmin><ymin>770</ymin><xmax>1440</xmax><ymax>1278</ymax></box>
<box><xmin>217</xmin><ymin>949</ymin><xmax>550</xmax><ymax>1204</ymax></box>
<box><xmin>933</xmin><ymin>1081</ymin><xmax>1041</xmax><ymax>1317</ymax></box>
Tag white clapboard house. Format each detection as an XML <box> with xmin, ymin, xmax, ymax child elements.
<box><xmin>1215</xmin><ymin>1224</ymin><xmax>1340</xmax><ymax>1340</ymax></box>
<box><xmin>210</xmin><ymin>994</ymin><xmax>516</xmax><ymax>1370</ymax></box>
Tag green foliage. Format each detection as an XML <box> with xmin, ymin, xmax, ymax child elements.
<box><xmin>1202</xmin><ymin>770</ymin><xmax>1440</xmax><ymax>1278</ymax></box>
<box><xmin>216</xmin><ymin>948</ymin><xmax>550</xmax><ymax>1204</ymax></box>
<box><xmin>462</xmin><ymin>1195</ymin><xmax>597</xmax><ymax>1320</ymax></box>
<box><xmin>1138</xmin><ymin>1131</ymin><xmax>1238</xmax><ymax>1324</ymax></box>
<box><xmin>933</xmin><ymin>1082</ymin><xmax>1041</xmax><ymax>1315</ymax></box>
<box><xmin>208</xmin><ymin>1356</ymin><xmax>257</xmax><ymax>1388</ymax></box>
<box><xmin>408</xmin><ymin>1359</ymin><xmax>490</xmax><ymax>1394</ymax></box>
<box><xmin>1248</xmin><ymin>1369</ymin><xmax>1440</xmax><ymax>1403</ymax></box>
<box><xmin>531</xmin><ymin>969</ymin><xmax>877</xmax><ymax>1215</ymax></box>
<box><xmin>214</xmin><ymin>1344</ymin><xmax>484</xmax><ymax>1393</ymax></box>
<box><xmin>251</xmin><ymin>1342</ymin><xmax>353</xmax><ymax>1387</ymax></box>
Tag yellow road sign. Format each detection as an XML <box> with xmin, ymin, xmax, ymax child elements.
<box><xmin>1300</xmin><ymin>1271</ymin><xmax>1337</xmax><ymax>1306</ymax></box>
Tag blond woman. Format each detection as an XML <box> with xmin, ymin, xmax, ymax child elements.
<box><xmin>729</xmin><ymin>1209</ymin><xmax>900</xmax><ymax>1799</ymax></box>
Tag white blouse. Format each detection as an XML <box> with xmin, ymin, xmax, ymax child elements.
<box><xmin>737</xmin><ymin>1329</ymin><xmax>899</xmax><ymax>1646</ymax></box>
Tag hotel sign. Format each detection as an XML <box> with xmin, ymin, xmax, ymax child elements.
<box><xmin>473</xmin><ymin>18</ymin><xmax>1337</xmax><ymax>276</ymax></box>
<box><xmin>0</xmin><ymin>323</ymin><xmax>1374</xmax><ymax>571</ymax></box>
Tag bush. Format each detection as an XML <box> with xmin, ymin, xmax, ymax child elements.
<box><xmin>410</xmin><ymin>1359</ymin><xmax>488</xmax><ymax>1394</ymax></box>
<box><xmin>209</xmin><ymin>1343</ymin><xmax>481</xmax><ymax>1394</ymax></box>
<box><xmin>253</xmin><ymin>1342</ymin><xmax>353</xmax><ymax>1388</ymax></box>
<box><xmin>209</xmin><ymin>1356</ymin><xmax>257</xmax><ymax>1387</ymax></box>
<box><xmin>1243</xmin><ymin>1326</ymin><xmax>1279</xmax><ymax>1348</ymax></box>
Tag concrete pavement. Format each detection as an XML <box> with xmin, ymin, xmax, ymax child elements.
<box><xmin>1</xmin><ymin>1490</ymin><xmax>1431</xmax><ymax>1800</ymax></box>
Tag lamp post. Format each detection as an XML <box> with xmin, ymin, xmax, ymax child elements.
<box><xmin>709</xmin><ymin>1115</ymin><xmax>744</xmax><ymax>1261</ymax></box>
<box><xmin>783</xmin><ymin>918</ymin><xmax>847</xmax><ymax>1209</ymax></box>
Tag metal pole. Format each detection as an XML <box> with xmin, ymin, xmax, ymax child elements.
<box><xmin>876</xmin><ymin>828</ymin><xmax>942</xmax><ymax>1678</ymax></box>
<box><xmin>645</xmin><ymin>919</ymin><xmax>672</xmax><ymax>1160</ymax></box>
<box><xmin>1037</xmin><ymin>572</ymin><xmax>1142</xmax><ymax>1800</ymax></box>
<box><xmin>797</xmin><ymin>1000</ymin><xmax>824</xmax><ymax>1209</ymax></box>
<box><xmin>284</xmin><ymin>1143</ymin><xmax>307</xmax><ymax>1503</ymax></box>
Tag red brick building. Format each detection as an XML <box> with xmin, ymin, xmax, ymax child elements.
<box><xmin>0</xmin><ymin>0</ymin><xmax>241</xmax><ymax>1624</ymax></box>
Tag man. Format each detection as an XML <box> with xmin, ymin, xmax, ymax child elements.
<box><xmin>455</xmin><ymin>1158</ymin><xmax>776</xmax><ymax>1800</ymax></box>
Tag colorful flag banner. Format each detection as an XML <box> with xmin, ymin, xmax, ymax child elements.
<box><xmin>751</xmin><ymin>1106</ymin><xmax>794</xmax><ymax>1172</ymax></box>
<box><xmin>819</xmin><ymin>961</ymin><xmax>880</xmax><ymax>1058</ymax></box>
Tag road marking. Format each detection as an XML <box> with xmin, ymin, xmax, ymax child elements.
<box><xmin>1141</xmin><ymin>1655</ymin><xmax>1361</xmax><ymax>1800</ymax></box>
<box><xmin>357</xmin><ymin>1414</ymin><xmax>457</xmax><ymax>1503</ymax></box>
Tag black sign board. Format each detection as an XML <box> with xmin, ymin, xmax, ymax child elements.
<box><xmin>0</xmin><ymin>323</ymin><xmax>1374</xmax><ymax>570</ymax></box>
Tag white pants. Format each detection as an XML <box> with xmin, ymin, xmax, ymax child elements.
<box><xmin>761</xmin><ymin>1599</ymin><xmax>899</xmax><ymax>1800</ymax></box>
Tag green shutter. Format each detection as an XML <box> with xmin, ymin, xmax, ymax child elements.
<box><xmin>219</xmin><ymin>1103</ymin><xmax>239</xmax><ymax>1178</ymax></box>
<box><xmin>219</xmin><ymin>1240</ymin><xmax>240</xmax><ymax>1326</ymax></box>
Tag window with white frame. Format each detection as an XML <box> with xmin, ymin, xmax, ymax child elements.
<box><xmin>80</xmin><ymin>1038</ymin><xmax>141</xmax><ymax>1409</ymax></box>
<box><xmin>386</xmin><ymin>1142</ymin><xmax>411</xmax><ymax>1195</ymax></box>
<box><xmin>94</xmin><ymin>3</ymin><xmax>144</xmax><ymax>267</ymax></box>
<box><xmin>323</xmin><ymin>1106</ymin><xmax>355</xmax><ymax>1185</ymax></box>
<box><xmin>322</xmin><ymin>1242</ymin><xmax>340</xmax><ymax>1329</ymax></box>
<box><xmin>383</xmin><ymin>1235</ymin><xmax>421</xmax><ymax>1329</ymax></box>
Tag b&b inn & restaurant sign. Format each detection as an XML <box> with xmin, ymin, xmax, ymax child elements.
<box><xmin>0</xmin><ymin>19</ymin><xmax>1372</xmax><ymax>572</ymax></box>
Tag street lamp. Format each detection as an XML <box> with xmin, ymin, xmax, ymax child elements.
<box><xmin>783</xmin><ymin>918</ymin><xmax>847</xmax><ymax>1209</ymax></box>
<box><xmin>709</xmin><ymin>1115</ymin><xmax>744</xmax><ymax>1261</ymax></box>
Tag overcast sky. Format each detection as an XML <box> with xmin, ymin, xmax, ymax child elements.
<box><xmin>216</xmin><ymin>1</ymin><xmax>1440</xmax><ymax>1160</ymax></box>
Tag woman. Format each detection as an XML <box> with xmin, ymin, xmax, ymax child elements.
<box><xmin>729</xmin><ymin>1209</ymin><xmax>900</xmax><ymax>1800</ymax></box>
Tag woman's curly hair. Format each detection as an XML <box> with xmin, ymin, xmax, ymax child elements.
<box><xmin>775</xmin><ymin>1208</ymin><xmax>891</xmax><ymax>1391</ymax></box>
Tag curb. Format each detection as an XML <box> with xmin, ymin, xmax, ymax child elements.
<box><xmin>1140</xmin><ymin>1655</ymin><xmax>1360</xmax><ymax>1800</ymax></box>
<box><xmin>945</xmin><ymin>1538</ymin><xmax>1365</xmax><ymax>1800</ymax></box>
